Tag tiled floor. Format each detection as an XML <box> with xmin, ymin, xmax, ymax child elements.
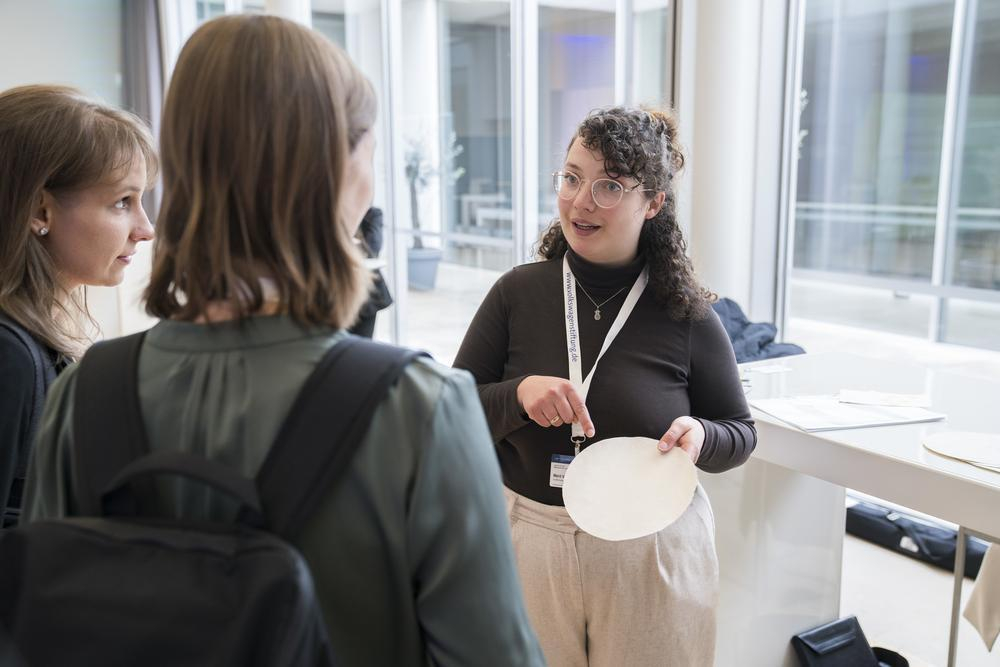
<box><xmin>396</xmin><ymin>262</ymin><xmax>1000</xmax><ymax>666</ymax></box>
<box><xmin>842</xmin><ymin>534</ymin><xmax>998</xmax><ymax>667</ymax></box>
<box><xmin>392</xmin><ymin>262</ymin><xmax>499</xmax><ymax>365</ymax></box>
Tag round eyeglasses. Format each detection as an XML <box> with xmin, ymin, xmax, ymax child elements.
<box><xmin>552</xmin><ymin>171</ymin><xmax>653</xmax><ymax>209</ymax></box>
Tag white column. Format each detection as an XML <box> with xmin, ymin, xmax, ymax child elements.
<box><xmin>513</xmin><ymin>0</ymin><xmax>539</xmax><ymax>263</ymax></box>
<box><xmin>613</xmin><ymin>0</ymin><xmax>634</xmax><ymax>105</ymax></box>
<box><xmin>683</xmin><ymin>0</ymin><xmax>763</xmax><ymax>307</ymax></box>
<box><xmin>383</xmin><ymin>0</ymin><xmax>406</xmax><ymax>343</ymax></box>
<box><xmin>399</xmin><ymin>0</ymin><xmax>442</xmax><ymax>239</ymax></box>
<box><xmin>158</xmin><ymin>0</ymin><xmax>198</xmax><ymax>84</ymax></box>
<box><xmin>265</xmin><ymin>0</ymin><xmax>312</xmax><ymax>26</ymax></box>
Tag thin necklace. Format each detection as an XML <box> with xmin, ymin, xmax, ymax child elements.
<box><xmin>576</xmin><ymin>281</ymin><xmax>628</xmax><ymax>321</ymax></box>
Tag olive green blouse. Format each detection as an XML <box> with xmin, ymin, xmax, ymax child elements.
<box><xmin>24</xmin><ymin>315</ymin><xmax>544</xmax><ymax>667</ymax></box>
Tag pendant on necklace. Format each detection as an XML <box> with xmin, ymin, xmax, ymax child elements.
<box><xmin>594</xmin><ymin>309</ymin><xmax>601</xmax><ymax>321</ymax></box>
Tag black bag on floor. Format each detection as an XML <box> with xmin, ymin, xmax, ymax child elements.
<box><xmin>792</xmin><ymin>616</ymin><xmax>879</xmax><ymax>666</ymax></box>
<box><xmin>846</xmin><ymin>500</ymin><xmax>987</xmax><ymax>578</ymax></box>
<box><xmin>791</xmin><ymin>616</ymin><xmax>909</xmax><ymax>667</ymax></box>
<box><xmin>0</xmin><ymin>333</ymin><xmax>422</xmax><ymax>667</ymax></box>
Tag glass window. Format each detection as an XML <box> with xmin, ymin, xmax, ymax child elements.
<box><xmin>196</xmin><ymin>1</ymin><xmax>227</xmax><ymax>22</ymax></box>
<box><xmin>312</xmin><ymin>0</ymin><xmax>349</xmax><ymax>45</ymax></box>
<box><xmin>200</xmin><ymin>0</ymin><xmax>672</xmax><ymax>356</ymax></box>
<box><xmin>396</xmin><ymin>0</ymin><xmax>512</xmax><ymax>362</ymax></box>
<box><xmin>789</xmin><ymin>0</ymin><xmax>954</xmax><ymax>336</ymax></box>
<box><xmin>944</xmin><ymin>0</ymin><xmax>1000</xmax><ymax>348</ymax></box>
<box><xmin>309</xmin><ymin>0</ymin><xmax>392</xmax><ymax>338</ymax></box>
<box><xmin>790</xmin><ymin>280</ymin><xmax>935</xmax><ymax>338</ymax></box>
<box><xmin>537</xmin><ymin>1</ymin><xmax>616</xmax><ymax>236</ymax></box>
<box><xmin>944</xmin><ymin>298</ymin><xmax>1000</xmax><ymax>348</ymax></box>
<box><xmin>313</xmin><ymin>11</ymin><xmax>347</xmax><ymax>44</ymax></box>
<box><xmin>153</xmin><ymin>0</ymin><xmax>675</xmax><ymax>353</ymax></box>
<box><xmin>631</xmin><ymin>0</ymin><xmax>674</xmax><ymax>108</ymax></box>
<box><xmin>442</xmin><ymin>1</ymin><xmax>512</xmax><ymax>270</ymax></box>
<box><xmin>311</xmin><ymin>0</ymin><xmax>387</xmax><ymax>211</ymax></box>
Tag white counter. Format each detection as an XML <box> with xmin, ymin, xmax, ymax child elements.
<box><xmin>704</xmin><ymin>352</ymin><xmax>1000</xmax><ymax>666</ymax></box>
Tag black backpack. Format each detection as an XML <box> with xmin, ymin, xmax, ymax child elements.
<box><xmin>0</xmin><ymin>332</ymin><xmax>423</xmax><ymax>666</ymax></box>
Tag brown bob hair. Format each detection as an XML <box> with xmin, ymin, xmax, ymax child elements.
<box><xmin>0</xmin><ymin>85</ymin><xmax>157</xmax><ymax>358</ymax></box>
<box><xmin>145</xmin><ymin>14</ymin><xmax>376</xmax><ymax>327</ymax></box>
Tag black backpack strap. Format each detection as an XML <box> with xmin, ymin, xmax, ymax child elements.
<box><xmin>72</xmin><ymin>332</ymin><xmax>153</xmax><ymax>516</ymax></box>
<box><xmin>257</xmin><ymin>336</ymin><xmax>426</xmax><ymax>540</ymax></box>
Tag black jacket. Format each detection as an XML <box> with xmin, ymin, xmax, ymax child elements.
<box><xmin>350</xmin><ymin>208</ymin><xmax>393</xmax><ymax>338</ymax></box>
<box><xmin>710</xmin><ymin>298</ymin><xmax>805</xmax><ymax>363</ymax></box>
<box><xmin>0</xmin><ymin>315</ymin><xmax>60</xmax><ymax>527</ymax></box>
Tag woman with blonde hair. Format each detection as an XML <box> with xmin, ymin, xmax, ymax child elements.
<box><xmin>24</xmin><ymin>15</ymin><xmax>542</xmax><ymax>666</ymax></box>
<box><xmin>0</xmin><ymin>85</ymin><xmax>156</xmax><ymax>527</ymax></box>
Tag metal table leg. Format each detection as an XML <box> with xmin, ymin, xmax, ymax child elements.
<box><xmin>947</xmin><ymin>526</ymin><xmax>967</xmax><ymax>667</ymax></box>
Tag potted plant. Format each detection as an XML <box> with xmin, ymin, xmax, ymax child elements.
<box><xmin>404</xmin><ymin>133</ymin><xmax>464</xmax><ymax>290</ymax></box>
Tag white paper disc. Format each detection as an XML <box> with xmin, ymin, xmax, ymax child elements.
<box><xmin>923</xmin><ymin>431</ymin><xmax>1000</xmax><ymax>468</ymax></box>
<box><xmin>562</xmin><ymin>436</ymin><xmax>698</xmax><ymax>542</ymax></box>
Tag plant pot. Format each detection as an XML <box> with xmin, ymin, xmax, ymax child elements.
<box><xmin>407</xmin><ymin>246</ymin><xmax>443</xmax><ymax>291</ymax></box>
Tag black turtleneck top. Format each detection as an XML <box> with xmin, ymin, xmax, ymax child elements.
<box><xmin>453</xmin><ymin>250</ymin><xmax>757</xmax><ymax>506</ymax></box>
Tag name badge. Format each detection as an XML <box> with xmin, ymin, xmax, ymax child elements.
<box><xmin>549</xmin><ymin>454</ymin><xmax>574</xmax><ymax>488</ymax></box>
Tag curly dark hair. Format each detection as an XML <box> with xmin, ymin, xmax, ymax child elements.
<box><xmin>536</xmin><ymin>106</ymin><xmax>714</xmax><ymax>321</ymax></box>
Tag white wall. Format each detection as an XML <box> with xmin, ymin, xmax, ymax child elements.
<box><xmin>683</xmin><ymin>0</ymin><xmax>764</xmax><ymax>309</ymax></box>
<box><xmin>677</xmin><ymin>0</ymin><xmax>791</xmax><ymax>322</ymax></box>
<box><xmin>0</xmin><ymin>0</ymin><xmax>122</xmax><ymax>103</ymax></box>
<box><xmin>400</xmin><ymin>0</ymin><xmax>442</xmax><ymax>242</ymax></box>
<box><xmin>1</xmin><ymin>0</ymin><xmax>129</xmax><ymax>338</ymax></box>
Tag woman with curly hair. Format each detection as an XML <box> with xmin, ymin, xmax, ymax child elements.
<box><xmin>453</xmin><ymin>106</ymin><xmax>756</xmax><ymax>666</ymax></box>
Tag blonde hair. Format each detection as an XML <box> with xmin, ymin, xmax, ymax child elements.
<box><xmin>0</xmin><ymin>85</ymin><xmax>158</xmax><ymax>358</ymax></box>
<box><xmin>146</xmin><ymin>14</ymin><xmax>376</xmax><ymax>328</ymax></box>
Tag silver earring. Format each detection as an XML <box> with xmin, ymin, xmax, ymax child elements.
<box><xmin>37</xmin><ymin>227</ymin><xmax>49</xmax><ymax>236</ymax></box>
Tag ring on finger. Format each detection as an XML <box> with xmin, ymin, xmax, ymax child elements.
<box><xmin>550</xmin><ymin>416</ymin><xmax>562</xmax><ymax>425</ymax></box>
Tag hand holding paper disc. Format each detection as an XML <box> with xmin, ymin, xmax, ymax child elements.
<box><xmin>562</xmin><ymin>436</ymin><xmax>698</xmax><ymax>541</ymax></box>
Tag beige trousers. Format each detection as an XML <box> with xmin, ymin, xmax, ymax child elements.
<box><xmin>503</xmin><ymin>486</ymin><xmax>719</xmax><ymax>667</ymax></box>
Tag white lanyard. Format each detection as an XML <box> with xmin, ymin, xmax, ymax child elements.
<box><xmin>562</xmin><ymin>254</ymin><xmax>648</xmax><ymax>455</ymax></box>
